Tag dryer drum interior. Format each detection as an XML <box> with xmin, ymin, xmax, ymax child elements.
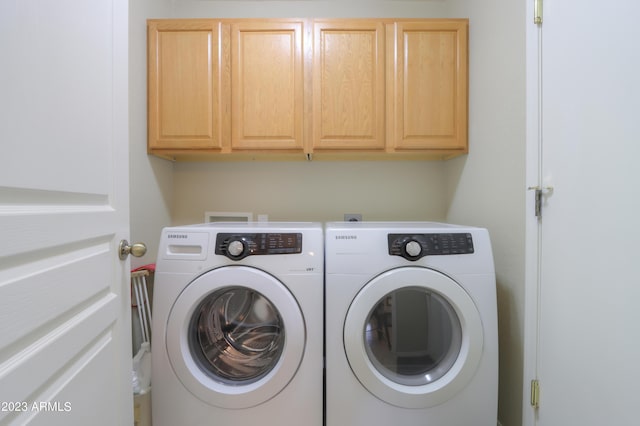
<box><xmin>343</xmin><ymin>265</ymin><xmax>484</xmax><ymax>409</ymax></box>
<box><xmin>364</xmin><ymin>287</ymin><xmax>462</xmax><ymax>386</ymax></box>
<box><xmin>189</xmin><ymin>286</ymin><xmax>285</xmax><ymax>385</ymax></box>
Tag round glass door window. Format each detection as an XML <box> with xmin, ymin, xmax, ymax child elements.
<box><xmin>343</xmin><ymin>267</ymin><xmax>483</xmax><ymax>408</ymax></box>
<box><xmin>189</xmin><ymin>286</ymin><xmax>284</xmax><ymax>385</ymax></box>
<box><xmin>166</xmin><ymin>265</ymin><xmax>305</xmax><ymax>409</ymax></box>
<box><xmin>363</xmin><ymin>287</ymin><xmax>462</xmax><ymax>386</ymax></box>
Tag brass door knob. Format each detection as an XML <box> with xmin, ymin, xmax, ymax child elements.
<box><xmin>119</xmin><ymin>240</ymin><xmax>147</xmax><ymax>260</ymax></box>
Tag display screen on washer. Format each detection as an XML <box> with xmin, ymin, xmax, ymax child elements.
<box><xmin>364</xmin><ymin>287</ymin><xmax>462</xmax><ymax>386</ymax></box>
<box><xmin>216</xmin><ymin>233</ymin><xmax>303</xmax><ymax>259</ymax></box>
<box><xmin>188</xmin><ymin>286</ymin><xmax>285</xmax><ymax>385</ymax></box>
<box><xmin>388</xmin><ymin>233</ymin><xmax>474</xmax><ymax>260</ymax></box>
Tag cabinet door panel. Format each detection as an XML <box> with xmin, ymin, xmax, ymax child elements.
<box><xmin>393</xmin><ymin>21</ymin><xmax>468</xmax><ymax>151</ymax></box>
<box><xmin>148</xmin><ymin>20</ymin><xmax>222</xmax><ymax>150</ymax></box>
<box><xmin>313</xmin><ymin>21</ymin><xmax>385</xmax><ymax>150</ymax></box>
<box><xmin>231</xmin><ymin>22</ymin><xmax>304</xmax><ymax>150</ymax></box>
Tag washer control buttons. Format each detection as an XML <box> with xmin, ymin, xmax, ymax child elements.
<box><xmin>388</xmin><ymin>233</ymin><xmax>474</xmax><ymax>260</ymax></box>
<box><xmin>227</xmin><ymin>240</ymin><xmax>246</xmax><ymax>258</ymax></box>
<box><xmin>216</xmin><ymin>233</ymin><xmax>303</xmax><ymax>260</ymax></box>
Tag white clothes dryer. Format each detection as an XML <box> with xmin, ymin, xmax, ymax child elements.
<box><xmin>325</xmin><ymin>222</ymin><xmax>498</xmax><ymax>426</ymax></box>
<box><xmin>152</xmin><ymin>223</ymin><xmax>323</xmax><ymax>426</ymax></box>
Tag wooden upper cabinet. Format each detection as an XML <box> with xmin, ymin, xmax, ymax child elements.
<box><xmin>312</xmin><ymin>21</ymin><xmax>386</xmax><ymax>150</ymax></box>
<box><xmin>230</xmin><ymin>21</ymin><xmax>305</xmax><ymax>151</ymax></box>
<box><xmin>391</xmin><ymin>20</ymin><xmax>468</xmax><ymax>153</ymax></box>
<box><xmin>147</xmin><ymin>20</ymin><xmax>222</xmax><ymax>151</ymax></box>
<box><xmin>146</xmin><ymin>18</ymin><xmax>469</xmax><ymax>160</ymax></box>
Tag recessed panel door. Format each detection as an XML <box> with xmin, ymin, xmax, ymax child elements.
<box><xmin>0</xmin><ymin>0</ymin><xmax>132</xmax><ymax>423</ymax></box>
<box><xmin>392</xmin><ymin>21</ymin><xmax>468</xmax><ymax>152</ymax></box>
<box><xmin>148</xmin><ymin>20</ymin><xmax>223</xmax><ymax>150</ymax></box>
<box><xmin>231</xmin><ymin>21</ymin><xmax>304</xmax><ymax>151</ymax></box>
<box><xmin>312</xmin><ymin>21</ymin><xmax>386</xmax><ymax>150</ymax></box>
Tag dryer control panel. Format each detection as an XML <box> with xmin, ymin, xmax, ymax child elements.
<box><xmin>388</xmin><ymin>233</ymin><xmax>474</xmax><ymax>261</ymax></box>
<box><xmin>216</xmin><ymin>233</ymin><xmax>303</xmax><ymax>260</ymax></box>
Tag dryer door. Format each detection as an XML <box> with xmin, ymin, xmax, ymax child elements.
<box><xmin>166</xmin><ymin>266</ymin><xmax>305</xmax><ymax>409</ymax></box>
<box><xmin>344</xmin><ymin>267</ymin><xmax>483</xmax><ymax>408</ymax></box>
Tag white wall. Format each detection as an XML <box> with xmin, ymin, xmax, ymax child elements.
<box><xmin>128</xmin><ymin>1</ymin><xmax>526</xmax><ymax>425</ymax></box>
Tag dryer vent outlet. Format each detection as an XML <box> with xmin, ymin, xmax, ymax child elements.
<box><xmin>344</xmin><ymin>214</ymin><xmax>362</xmax><ymax>222</ymax></box>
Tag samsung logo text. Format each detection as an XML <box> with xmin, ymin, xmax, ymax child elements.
<box><xmin>335</xmin><ymin>235</ymin><xmax>357</xmax><ymax>240</ymax></box>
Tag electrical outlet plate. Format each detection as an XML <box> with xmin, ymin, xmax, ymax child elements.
<box><xmin>344</xmin><ymin>214</ymin><xmax>362</xmax><ymax>222</ymax></box>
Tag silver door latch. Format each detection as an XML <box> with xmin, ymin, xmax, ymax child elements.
<box><xmin>528</xmin><ymin>186</ymin><xmax>553</xmax><ymax>218</ymax></box>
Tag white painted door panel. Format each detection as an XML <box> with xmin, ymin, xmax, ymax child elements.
<box><xmin>0</xmin><ymin>0</ymin><xmax>132</xmax><ymax>425</ymax></box>
<box><xmin>525</xmin><ymin>1</ymin><xmax>640</xmax><ymax>425</ymax></box>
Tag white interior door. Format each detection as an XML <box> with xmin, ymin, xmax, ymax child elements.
<box><xmin>524</xmin><ymin>1</ymin><xmax>640</xmax><ymax>425</ymax></box>
<box><xmin>0</xmin><ymin>1</ymin><xmax>132</xmax><ymax>425</ymax></box>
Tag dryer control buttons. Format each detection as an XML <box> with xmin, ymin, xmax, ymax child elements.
<box><xmin>216</xmin><ymin>233</ymin><xmax>303</xmax><ymax>260</ymax></box>
<box><xmin>404</xmin><ymin>240</ymin><xmax>423</xmax><ymax>258</ymax></box>
<box><xmin>388</xmin><ymin>233</ymin><xmax>474</xmax><ymax>260</ymax></box>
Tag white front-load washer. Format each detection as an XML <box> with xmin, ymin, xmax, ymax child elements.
<box><xmin>152</xmin><ymin>222</ymin><xmax>323</xmax><ymax>426</ymax></box>
<box><xmin>325</xmin><ymin>222</ymin><xmax>498</xmax><ymax>426</ymax></box>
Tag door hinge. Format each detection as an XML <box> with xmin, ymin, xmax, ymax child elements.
<box><xmin>534</xmin><ymin>0</ymin><xmax>543</xmax><ymax>24</ymax></box>
<box><xmin>530</xmin><ymin>379</ymin><xmax>541</xmax><ymax>408</ymax></box>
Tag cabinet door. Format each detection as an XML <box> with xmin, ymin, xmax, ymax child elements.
<box><xmin>231</xmin><ymin>21</ymin><xmax>304</xmax><ymax>151</ymax></box>
<box><xmin>392</xmin><ymin>21</ymin><xmax>468</xmax><ymax>151</ymax></box>
<box><xmin>313</xmin><ymin>21</ymin><xmax>385</xmax><ymax>150</ymax></box>
<box><xmin>148</xmin><ymin>20</ymin><xmax>222</xmax><ymax>151</ymax></box>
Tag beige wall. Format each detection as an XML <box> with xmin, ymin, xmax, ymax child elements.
<box><xmin>445</xmin><ymin>1</ymin><xmax>526</xmax><ymax>425</ymax></box>
<box><xmin>129</xmin><ymin>0</ymin><xmax>173</xmax><ymax>268</ymax></box>
<box><xmin>129</xmin><ymin>1</ymin><xmax>526</xmax><ymax>425</ymax></box>
<box><xmin>172</xmin><ymin>161</ymin><xmax>447</xmax><ymax>224</ymax></box>
<box><xmin>169</xmin><ymin>0</ymin><xmax>448</xmax><ymax>19</ymax></box>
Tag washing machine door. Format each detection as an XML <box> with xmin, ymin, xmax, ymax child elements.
<box><xmin>344</xmin><ymin>267</ymin><xmax>483</xmax><ymax>408</ymax></box>
<box><xmin>166</xmin><ymin>266</ymin><xmax>305</xmax><ymax>409</ymax></box>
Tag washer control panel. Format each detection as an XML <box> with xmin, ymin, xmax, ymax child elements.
<box><xmin>388</xmin><ymin>233</ymin><xmax>474</xmax><ymax>261</ymax></box>
<box><xmin>216</xmin><ymin>233</ymin><xmax>303</xmax><ymax>260</ymax></box>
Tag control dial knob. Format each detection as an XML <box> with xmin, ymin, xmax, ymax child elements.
<box><xmin>404</xmin><ymin>240</ymin><xmax>423</xmax><ymax>258</ymax></box>
<box><xmin>227</xmin><ymin>240</ymin><xmax>246</xmax><ymax>258</ymax></box>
